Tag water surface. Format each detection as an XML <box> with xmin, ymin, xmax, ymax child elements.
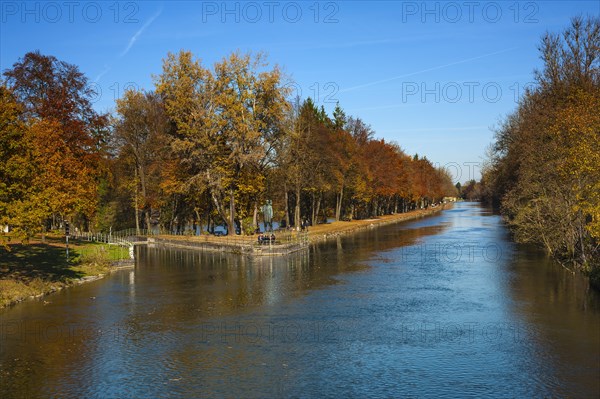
<box><xmin>1</xmin><ymin>202</ymin><xmax>599</xmax><ymax>398</ymax></box>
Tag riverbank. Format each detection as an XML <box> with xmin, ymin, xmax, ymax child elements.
<box><xmin>147</xmin><ymin>234</ymin><xmax>308</xmax><ymax>256</ymax></box>
<box><xmin>0</xmin><ymin>205</ymin><xmax>448</xmax><ymax>308</ymax></box>
<box><xmin>0</xmin><ymin>238</ymin><xmax>132</xmax><ymax>309</ymax></box>
<box><xmin>145</xmin><ymin>204</ymin><xmax>449</xmax><ymax>254</ymax></box>
<box><xmin>306</xmin><ymin>204</ymin><xmax>450</xmax><ymax>243</ymax></box>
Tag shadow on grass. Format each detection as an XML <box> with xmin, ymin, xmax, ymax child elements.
<box><xmin>0</xmin><ymin>243</ymin><xmax>85</xmax><ymax>283</ymax></box>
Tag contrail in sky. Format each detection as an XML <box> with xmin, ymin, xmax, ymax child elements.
<box><xmin>340</xmin><ymin>47</ymin><xmax>518</xmax><ymax>93</ymax></box>
<box><xmin>120</xmin><ymin>9</ymin><xmax>163</xmax><ymax>57</ymax></box>
<box><xmin>95</xmin><ymin>8</ymin><xmax>162</xmax><ymax>82</ymax></box>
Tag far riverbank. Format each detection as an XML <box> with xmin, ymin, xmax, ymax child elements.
<box><xmin>306</xmin><ymin>204</ymin><xmax>451</xmax><ymax>243</ymax></box>
<box><xmin>0</xmin><ymin>204</ymin><xmax>450</xmax><ymax>308</ymax></box>
<box><xmin>145</xmin><ymin>204</ymin><xmax>451</xmax><ymax>255</ymax></box>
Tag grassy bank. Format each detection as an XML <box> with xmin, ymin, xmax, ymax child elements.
<box><xmin>0</xmin><ymin>236</ymin><xmax>131</xmax><ymax>308</ymax></box>
<box><xmin>306</xmin><ymin>205</ymin><xmax>449</xmax><ymax>243</ymax></box>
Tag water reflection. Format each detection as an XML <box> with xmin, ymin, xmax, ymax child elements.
<box><xmin>1</xmin><ymin>202</ymin><xmax>598</xmax><ymax>398</ymax></box>
<box><xmin>506</xmin><ymin>245</ymin><xmax>600</xmax><ymax>397</ymax></box>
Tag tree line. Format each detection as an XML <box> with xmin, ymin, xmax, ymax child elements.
<box><xmin>481</xmin><ymin>16</ymin><xmax>599</xmax><ymax>284</ymax></box>
<box><xmin>1</xmin><ymin>50</ymin><xmax>456</xmax><ymax>241</ymax></box>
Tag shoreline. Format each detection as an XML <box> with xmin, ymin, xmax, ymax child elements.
<box><xmin>144</xmin><ymin>204</ymin><xmax>450</xmax><ymax>255</ymax></box>
<box><xmin>1</xmin><ymin>205</ymin><xmax>451</xmax><ymax>309</ymax></box>
<box><xmin>0</xmin><ymin>258</ymin><xmax>134</xmax><ymax>310</ymax></box>
<box><xmin>306</xmin><ymin>204</ymin><xmax>450</xmax><ymax>244</ymax></box>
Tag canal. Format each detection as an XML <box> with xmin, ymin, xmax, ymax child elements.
<box><xmin>1</xmin><ymin>202</ymin><xmax>599</xmax><ymax>398</ymax></box>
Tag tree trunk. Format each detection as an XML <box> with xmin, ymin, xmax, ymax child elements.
<box><xmin>335</xmin><ymin>185</ymin><xmax>344</xmax><ymax>221</ymax></box>
<box><xmin>170</xmin><ymin>195</ymin><xmax>179</xmax><ymax>234</ymax></box>
<box><xmin>208</xmin><ymin>214</ymin><xmax>214</xmax><ymax>234</ymax></box>
<box><xmin>134</xmin><ymin>170</ymin><xmax>140</xmax><ymax>235</ymax></box>
<box><xmin>284</xmin><ymin>183</ymin><xmax>290</xmax><ymax>227</ymax></box>
<box><xmin>228</xmin><ymin>186</ymin><xmax>236</xmax><ymax>236</ymax></box>
<box><xmin>205</xmin><ymin>202</ymin><xmax>213</xmax><ymax>234</ymax></box>
<box><xmin>209</xmin><ymin>189</ymin><xmax>231</xmax><ymax>234</ymax></box>
<box><xmin>137</xmin><ymin>161</ymin><xmax>150</xmax><ymax>231</ymax></box>
<box><xmin>313</xmin><ymin>193</ymin><xmax>321</xmax><ymax>226</ymax></box>
<box><xmin>311</xmin><ymin>192</ymin><xmax>316</xmax><ymax>226</ymax></box>
<box><xmin>194</xmin><ymin>208</ymin><xmax>202</xmax><ymax>235</ymax></box>
<box><xmin>145</xmin><ymin>209</ymin><xmax>151</xmax><ymax>231</ymax></box>
<box><xmin>295</xmin><ymin>183</ymin><xmax>301</xmax><ymax>228</ymax></box>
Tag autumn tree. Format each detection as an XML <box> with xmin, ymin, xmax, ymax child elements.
<box><xmin>212</xmin><ymin>52</ymin><xmax>290</xmax><ymax>233</ymax></box>
<box><xmin>279</xmin><ymin>98</ymin><xmax>343</xmax><ymax>226</ymax></box>
<box><xmin>155</xmin><ymin>51</ymin><xmax>221</xmax><ymax>232</ymax></box>
<box><xmin>279</xmin><ymin>98</ymin><xmax>317</xmax><ymax>227</ymax></box>
<box><xmin>483</xmin><ymin>16</ymin><xmax>599</xmax><ymax>277</ymax></box>
<box><xmin>3</xmin><ymin>51</ymin><xmax>110</xmax><ymax>160</ymax></box>
<box><xmin>2</xmin><ymin>52</ymin><xmax>109</xmax><ymax>233</ymax></box>
<box><xmin>343</xmin><ymin>116</ymin><xmax>374</xmax><ymax>219</ymax></box>
<box><xmin>0</xmin><ymin>84</ymin><xmax>37</xmax><ymax>243</ymax></box>
<box><xmin>461</xmin><ymin>180</ymin><xmax>482</xmax><ymax>200</ymax></box>
<box><xmin>156</xmin><ymin>50</ymin><xmax>289</xmax><ymax>235</ymax></box>
<box><xmin>114</xmin><ymin>89</ymin><xmax>169</xmax><ymax>234</ymax></box>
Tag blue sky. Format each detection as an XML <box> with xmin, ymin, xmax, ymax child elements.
<box><xmin>2</xmin><ymin>1</ymin><xmax>599</xmax><ymax>181</ymax></box>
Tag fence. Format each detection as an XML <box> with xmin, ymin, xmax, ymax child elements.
<box><xmin>71</xmin><ymin>230</ymin><xmax>134</xmax><ymax>261</ymax></box>
<box><xmin>72</xmin><ymin>228</ymin><xmax>309</xmax><ymax>256</ymax></box>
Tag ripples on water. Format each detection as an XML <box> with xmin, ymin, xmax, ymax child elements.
<box><xmin>1</xmin><ymin>202</ymin><xmax>599</xmax><ymax>398</ymax></box>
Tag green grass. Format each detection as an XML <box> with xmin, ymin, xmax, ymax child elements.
<box><xmin>0</xmin><ymin>236</ymin><xmax>131</xmax><ymax>308</ymax></box>
<box><xmin>73</xmin><ymin>242</ymin><xmax>131</xmax><ymax>263</ymax></box>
